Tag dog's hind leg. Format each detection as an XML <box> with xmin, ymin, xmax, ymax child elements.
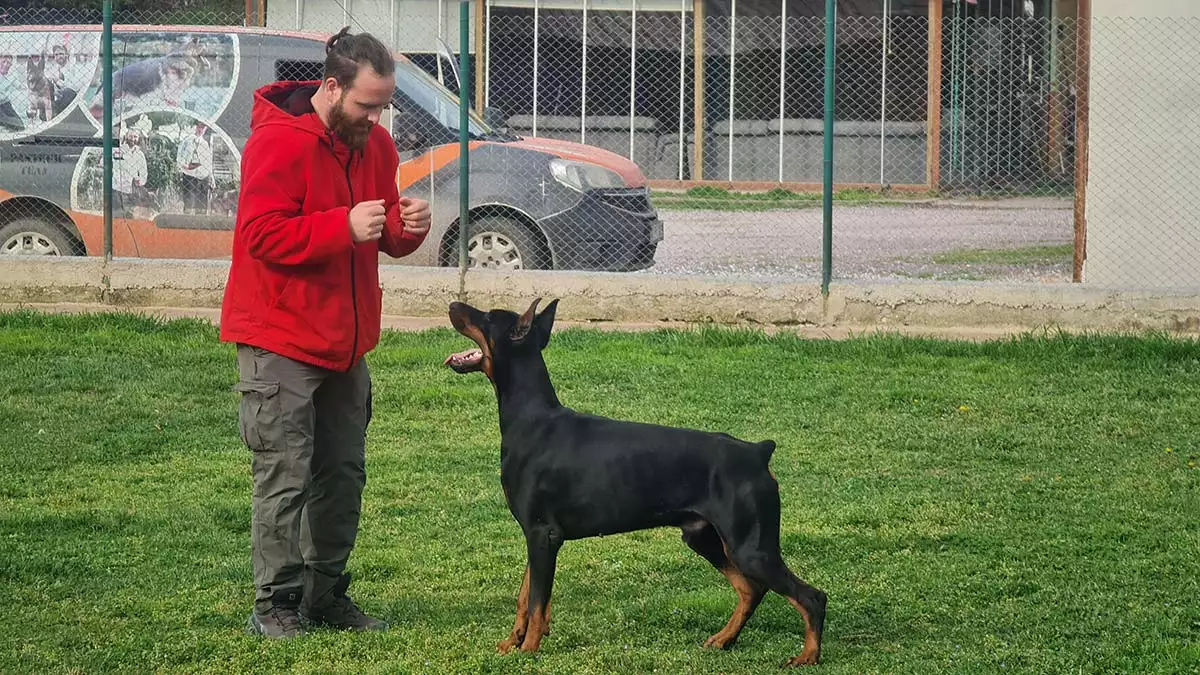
<box><xmin>681</xmin><ymin>519</ymin><xmax>766</xmax><ymax>650</ymax></box>
<box><xmin>517</xmin><ymin>525</ymin><xmax>562</xmax><ymax>653</ymax></box>
<box><xmin>718</xmin><ymin>491</ymin><xmax>827</xmax><ymax>667</ymax></box>
<box><xmin>496</xmin><ymin>565</ymin><xmax>530</xmax><ymax>654</ymax></box>
<box><xmin>749</xmin><ymin>557</ymin><xmax>826</xmax><ymax>667</ymax></box>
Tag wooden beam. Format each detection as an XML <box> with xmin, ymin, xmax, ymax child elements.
<box><xmin>925</xmin><ymin>0</ymin><xmax>943</xmax><ymax>191</ymax></box>
<box><xmin>1073</xmin><ymin>0</ymin><xmax>1091</xmax><ymax>283</ymax></box>
<box><xmin>475</xmin><ymin>0</ymin><xmax>486</xmax><ymax>114</ymax></box>
<box><xmin>258</xmin><ymin>0</ymin><xmax>266</xmax><ymax>26</ymax></box>
<box><xmin>692</xmin><ymin>0</ymin><xmax>705</xmax><ymax>181</ymax></box>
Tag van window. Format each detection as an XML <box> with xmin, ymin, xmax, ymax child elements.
<box><xmin>273</xmin><ymin>56</ymin><xmax>488</xmax><ymax>138</ymax></box>
<box><xmin>391</xmin><ymin>58</ymin><xmax>488</xmax><ymax>139</ymax></box>
<box><xmin>275</xmin><ymin>59</ymin><xmax>323</xmax><ymax>82</ymax></box>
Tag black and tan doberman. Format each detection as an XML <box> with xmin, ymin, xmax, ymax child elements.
<box><xmin>445</xmin><ymin>298</ymin><xmax>827</xmax><ymax>666</ymax></box>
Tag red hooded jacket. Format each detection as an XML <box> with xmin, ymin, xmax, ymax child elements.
<box><xmin>220</xmin><ymin>80</ymin><xmax>428</xmax><ymax>371</ymax></box>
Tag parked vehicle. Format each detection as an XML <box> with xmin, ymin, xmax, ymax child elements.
<box><xmin>0</xmin><ymin>25</ymin><xmax>662</xmax><ymax>271</ymax></box>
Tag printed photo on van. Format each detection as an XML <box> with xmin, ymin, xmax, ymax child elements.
<box><xmin>83</xmin><ymin>31</ymin><xmax>239</xmax><ymax>125</ymax></box>
<box><xmin>72</xmin><ymin>111</ymin><xmax>241</xmax><ymax>220</ymax></box>
<box><xmin>0</xmin><ymin>31</ymin><xmax>100</xmax><ymax>138</ymax></box>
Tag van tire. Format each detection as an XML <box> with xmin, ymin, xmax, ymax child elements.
<box><xmin>0</xmin><ymin>217</ymin><xmax>79</xmax><ymax>257</ymax></box>
<box><xmin>460</xmin><ymin>216</ymin><xmax>550</xmax><ymax>270</ymax></box>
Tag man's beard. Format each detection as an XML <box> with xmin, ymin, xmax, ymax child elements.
<box><xmin>328</xmin><ymin>96</ymin><xmax>373</xmax><ymax>151</ymax></box>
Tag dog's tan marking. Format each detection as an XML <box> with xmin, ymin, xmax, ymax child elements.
<box><xmin>519</xmin><ymin>600</ymin><xmax>550</xmax><ymax>653</ymax></box>
<box><xmin>704</xmin><ymin>565</ymin><xmax>766</xmax><ymax>649</ymax></box>
<box><xmin>784</xmin><ymin>597</ymin><xmax>821</xmax><ymax>666</ymax></box>
<box><xmin>497</xmin><ymin>566</ymin><xmax>530</xmax><ymax>654</ymax></box>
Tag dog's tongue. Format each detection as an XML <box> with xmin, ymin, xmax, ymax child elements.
<box><xmin>444</xmin><ymin>348</ymin><xmax>482</xmax><ymax>367</ymax></box>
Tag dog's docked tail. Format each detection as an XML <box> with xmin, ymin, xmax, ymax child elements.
<box><xmin>755</xmin><ymin>439</ymin><xmax>777</xmax><ymax>465</ymax></box>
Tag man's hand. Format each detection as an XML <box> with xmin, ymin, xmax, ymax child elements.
<box><xmin>399</xmin><ymin>197</ymin><xmax>431</xmax><ymax>237</ymax></box>
<box><xmin>349</xmin><ymin>199</ymin><xmax>386</xmax><ymax>243</ymax></box>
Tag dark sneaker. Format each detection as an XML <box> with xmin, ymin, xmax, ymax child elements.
<box><xmin>301</xmin><ymin>572</ymin><xmax>388</xmax><ymax>632</ymax></box>
<box><xmin>245</xmin><ymin>588</ymin><xmax>306</xmax><ymax>639</ymax></box>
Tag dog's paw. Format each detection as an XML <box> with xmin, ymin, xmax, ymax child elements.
<box><xmin>703</xmin><ymin>633</ymin><xmax>736</xmax><ymax>650</ymax></box>
<box><xmin>496</xmin><ymin>637</ymin><xmax>521</xmax><ymax>654</ymax></box>
<box><xmin>783</xmin><ymin>651</ymin><xmax>820</xmax><ymax>667</ymax></box>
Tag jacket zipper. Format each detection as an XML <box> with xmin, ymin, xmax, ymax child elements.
<box><xmin>344</xmin><ymin>151</ymin><xmax>359</xmax><ymax>373</ymax></box>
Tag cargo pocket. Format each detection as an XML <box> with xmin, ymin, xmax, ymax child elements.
<box><xmin>232</xmin><ymin>380</ymin><xmax>284</xmax><ymax>452</ymax></box>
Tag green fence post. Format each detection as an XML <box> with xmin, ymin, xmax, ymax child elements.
<box><xmin>457</xmin><ymin>0</ymin><xmax>472</xmax><ymax>299</ymax></box>
<box><xmin>822</xmin><ymin>0</ymin><xmax>835</xmax><ymax>295</ymax></box>
<box><xmin>102</xmin><ymin>0</ymin><xmax>114</xmax><ymax>261</ymax></box>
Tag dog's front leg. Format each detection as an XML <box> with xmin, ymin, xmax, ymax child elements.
<box><xmin>496</xmin><ymin>565</ymin><xmax>530</xmax><ymax>654</ymax></box>
<box><xmin>518</xmin><ymin>526</ymin><xmax>562</xmax><ymax>654</ymax></box>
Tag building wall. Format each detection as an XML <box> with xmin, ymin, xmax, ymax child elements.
<box><xmin>266</xmin><ymin>0</ymin><xmax>477</xmax><ymax>55</ymax></box>
<box><xmin>1084</xmin><ymin>0</ymin><xmax>1200</xmax><ymax>287</ymax></box>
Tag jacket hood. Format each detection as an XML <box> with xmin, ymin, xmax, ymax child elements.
<box><xmin>251</xmin><ymin>80</ymin><xmax>336</xmax><ymax>141</ymax></box>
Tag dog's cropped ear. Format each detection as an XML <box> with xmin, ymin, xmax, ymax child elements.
<box><xmin>534</xmin><ymin>298</ymin><xmax>559</xmax><ymax>349</ymax></box>
<box><xmin>509</xmin><ymin>297</ymin><xmax>541</xmax><ymax>343</ymax></box>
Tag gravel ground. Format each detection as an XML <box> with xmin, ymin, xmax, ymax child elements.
<box><xmin>640</xmin><ymin>200</ymin><xmax>1074</xmax><ymax>283</ymax></box>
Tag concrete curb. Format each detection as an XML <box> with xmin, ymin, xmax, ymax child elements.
<box><xmin>2</xmin><ymin>256</ymin><xmax>1199</xmax><ymax>334</ymax></box>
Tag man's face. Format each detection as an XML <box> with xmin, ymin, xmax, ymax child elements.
<box><xmin>326</xmin><ymin>65</ymin><xmax>394</xmax><ymax>151</ymax></box>
<box><xmin>54</xmin><ymin>48</ymin><xmax>68</xmax><ymax>65</ymax></box>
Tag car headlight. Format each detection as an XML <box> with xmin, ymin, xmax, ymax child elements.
<box><xmin>549</xmin><ymin>159</ymin><xmax>625</xmax><ymax>192</ymax></box>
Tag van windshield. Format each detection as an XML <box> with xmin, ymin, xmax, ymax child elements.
<box><xmin>392</xmin><ymin>58</ymin><xmax>495</xmax><ymax>140</ymax></box>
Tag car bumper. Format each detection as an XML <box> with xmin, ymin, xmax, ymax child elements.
<box><xmin>538</xmin><ymin>188</ymin><xmax>663</xmax><ymax>272</ymax></box>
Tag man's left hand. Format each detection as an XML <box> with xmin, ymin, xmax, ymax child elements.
<box><xmin>399</xmin><ymin>197</ymin><xmax>431</xmax><ymax>236</ymax></box>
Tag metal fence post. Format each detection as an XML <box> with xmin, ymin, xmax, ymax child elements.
<box><xmin>821</xmin><ymin>0</ymin><xmax>835</xmax><ymax>294</ymax></box>
<box><xmin>457</xmin><ymin>0</ymin><xmax>471</xmax><ymax>299</ymax></box>
<box><xmin>102</xmin><ymin>0</ymin><xmax>114</xmax><ymax>262</ymax></box>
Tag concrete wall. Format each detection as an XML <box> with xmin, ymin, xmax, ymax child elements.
<box><xmin>267</xmin><ymin>0</ymin><xmax>476</xmax><ymax>55</ymax></box>
<box><xmin>3</xmin><ymin>257</ymin><xmax>1200</xmax><ymax>334</ymax></box>
<box><xmin>1083</xmin><ymin>0</ymin><xmax>1200</xmax><ymax>288</ymax></box>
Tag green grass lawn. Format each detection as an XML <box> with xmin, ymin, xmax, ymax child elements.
<box><xmin>1</xmin><ymin>310</ymin><xmax>1198</xmax><ymax>674</ymax></box>
<box><xmin>651</xmin><ymin>187</ymin><xmax>932</xmax><ymax>211</ymax></box>
<box><xmin>931</xmin><ymin>245</ymin><xmax>1075</xmax><ymax>266</ymax></box>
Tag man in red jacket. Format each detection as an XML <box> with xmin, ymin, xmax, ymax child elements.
<box><xmin>220</xmin><ymin>27</ymin><xmax>431</xmax><ymax>639</ymax></box>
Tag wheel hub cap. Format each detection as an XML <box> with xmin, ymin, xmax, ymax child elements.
<box><xmin>467</xmin><ymin>232</ymin><xmax>523</xmax><ymax>270</ymax></box>
<box><xmin>1</xmin><ymin>231</ymin><xmax>62</xmax><ymax>256</ymax></box>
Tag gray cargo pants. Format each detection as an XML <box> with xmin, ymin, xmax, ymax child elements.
<box><xmin>233</xmin><ymin>344</ymin><xmax>372</xmax><ymax>614</ymax></box>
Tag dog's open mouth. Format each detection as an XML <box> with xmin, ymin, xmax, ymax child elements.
<box><xmin>444</xmin><ymin>348</ymin><xmax>483</xmax><ymax>373</ymax></box>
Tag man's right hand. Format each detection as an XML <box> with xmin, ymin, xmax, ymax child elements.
<box><xmin>349</xmin><ymin>199</ymin><xmax>386</xmax><ymax>243</ymax></box>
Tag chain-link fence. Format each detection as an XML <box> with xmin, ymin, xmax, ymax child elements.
<box><xmin>0</xmin><ymin>4</ymin><xmax>1196</xmax><ymax>291</ymax></box>
<box><xmin>477</xmin><ymin>8</ymin><xmax>1078</xmax><ymax>282</ymax></box>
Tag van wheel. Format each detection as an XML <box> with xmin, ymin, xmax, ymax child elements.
<box><xmin>463</xmin><ymin>217</ymin><xmax>549</xmax><ymax>270</ymax></box>
<box><xmin>0</xmin><ymin>218</ymin><xmax>78</xmax><ymax>257</ymax></box>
